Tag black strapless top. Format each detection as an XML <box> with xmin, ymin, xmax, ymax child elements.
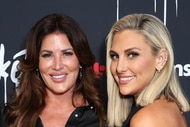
<box><xmin>122</xmin><ymin>102</ymin><xmax>142</xmax><ymax>127</ymax></box>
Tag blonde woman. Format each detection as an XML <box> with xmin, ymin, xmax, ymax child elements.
<box><xmin>106</xmin><ymin>13</ymin><xmax>190</xmax><ymax>127</ymax></box>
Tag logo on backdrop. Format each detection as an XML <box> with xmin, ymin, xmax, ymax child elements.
<box><xmin>0</xmin><ymin>43</ymin><xmax>26</xmax><ymax>104</ymax></box>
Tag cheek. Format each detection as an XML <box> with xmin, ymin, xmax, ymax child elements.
<box><xmin>70</xmin><ymin>64</ymin><xmax>79</xmax><ymax>72</ymax></box>
<box><xmin>38</xmin><ymin>59</ymin><xmax>49</xmax><ymax>72</ymax></box>
<box><xmin>66</xmin><ymin>58</ymin><xmax>80</xmax><ymax>71</ymax></box>
<box><xmin>38</xmin><ymin>58</ymin><xmax>54</xmax><ymax>75</ymax></box>
<box><xmin>110</xmin><ymin>62</ymin><xmax>116</xmax><ymax>75</ymax></box>
<box><xmin>133</xmin><ymin>57</ymin><xmax>156</xmax><ymax>74</ymax></box>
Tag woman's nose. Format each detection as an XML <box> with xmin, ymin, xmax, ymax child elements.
<box><xmin>116</xmin><ymin>58</ymin><xmax>128</xmax><ymax>73</ymax></box>
<box><xmin>53</xmin><ymin>56</ymin><xmax>63</xmax><ymax>71</ymax></box>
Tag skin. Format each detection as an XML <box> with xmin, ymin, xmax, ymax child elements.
<box><xmin>38</xmin><ymin>32</ymin><xmax>83</xmax><ymax>127</ymax></box>
<box><xmin>130</xmin><ymin>96</ymin><xmax>187</xmax><ymax>127</ymax></box>
<box><xmin>39</xmin><ymin>32</ymin><xmax>80</xmax><ymax>96</ymax></box>
<box><xmin>109</xmin><ymin>30</ymin><xmax>159</xmax><ymax>98</ymax></box>
<box><xmin>109</xmin><ymin>30</ymin><xmax>187</xmax><ymax>127</ymax></box>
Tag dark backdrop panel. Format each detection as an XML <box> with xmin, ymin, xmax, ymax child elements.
<box><xmin>0</xmin><ymin>0</ymin><xmax>189</xmax><ymax>125</ymax></box>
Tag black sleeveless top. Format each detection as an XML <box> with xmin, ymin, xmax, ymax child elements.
<box><xmin>36</xmin><ymin>104</ymin><xmax>100</xmax><ymax>127</ymax></box>
<box><xmin>122</xmin><ymin>102</ymin><xmax>142</xmax><ymax>127</ymax></box>
<box><xmin>1</xmin><ymin>103</ymin><xmax>101</xmax><ymax>127</ymax></box>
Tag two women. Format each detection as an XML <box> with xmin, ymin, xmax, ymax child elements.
<box><xmin>3</xmin><ymin>13</ymin><xmax>189</xmax><ymax>127</ymax></box>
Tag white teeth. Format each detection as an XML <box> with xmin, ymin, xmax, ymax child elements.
<box><xmin>120</xmin><ymin>76</ymin><xmax>135</xmax><ymax>81</ymax></box>
<box><xmin>52</xmin><ymin>75</ymin><xmax>65</xmax><ymax>79</ymax></box>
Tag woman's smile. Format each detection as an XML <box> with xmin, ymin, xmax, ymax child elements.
<box><xmin>118</xmin><ymin>75</ymin><xmax>136</xmax><ymax>85</ymax></box>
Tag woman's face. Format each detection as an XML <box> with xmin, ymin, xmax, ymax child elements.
<box><xmin>109</xmin><ymin>30</ymin><xmax>158</xmax><ymax>98</ymax></box>
<box><xmin>39</xmin><ymin>32</ymin><xmax>80</xmax><ymax>95</ymax></box>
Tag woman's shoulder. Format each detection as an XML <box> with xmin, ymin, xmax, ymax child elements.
<box><xmin>130</xmin><ymin>98</ymin><xmax>187</xmax><ymax>127</ymax></box>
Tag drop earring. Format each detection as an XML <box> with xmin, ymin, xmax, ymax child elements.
<box><xmin>79</xmin><ymin>65</ymin><xmax>83</xmax><ymax>80</ymax></box>
<box><xmin>36</xmin><ymin>68</ymin><xmax>40</xmax><ymax>76</ymax></box>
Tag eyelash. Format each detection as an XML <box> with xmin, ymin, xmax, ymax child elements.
<box><xmin>41</xmin><ymin>51</ymin><xmax>74</xmax><ymax>58</ymax></box>
<box><xmin>41</xmin><ymin>53</ymin><xmax>51</xmax><ymax>58</ymax></box>
<box><xmin>127</xmin><ymin>52</ymin><xmax>139</xmax><ymax>58</ymax></box>
<box><xmin>109</xmin><ymin>52</ymin><xmax>139</xmax><ymax>60</ymax></box>
<box><xmin>109</xmin><ymin>53</ymin><xmax>118</xmax><ymax>60</ymax></box>
<box><xmin>63</xmin><ymin>51</ymin><xmax>73</xmax><ymax>56</ymax></box>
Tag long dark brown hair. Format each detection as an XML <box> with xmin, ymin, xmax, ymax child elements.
<box><xmin>5</xmin><ymin>13</ymin><xmax>106</xmax><ymax>127</ymax></box>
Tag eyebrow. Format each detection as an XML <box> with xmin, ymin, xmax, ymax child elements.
<box><xmin>110</xmin><ymin>47</ymin><xmax>141</xmax><ymax>53</ymax></box>
<box><xmin>109</xmin><ymin>50</ymin><xmax>116</xmax><ymax>54</ymax></box>
<box><xmin>40</xmin><ymin>48</ymin><xmax>74</xmax><ymax>53</ymax></box>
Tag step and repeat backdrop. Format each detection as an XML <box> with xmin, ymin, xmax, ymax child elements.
<box><xmin>0</xmin><ymin>0</ymin><xmax>189</xmax><ymax>125</ymax></box>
